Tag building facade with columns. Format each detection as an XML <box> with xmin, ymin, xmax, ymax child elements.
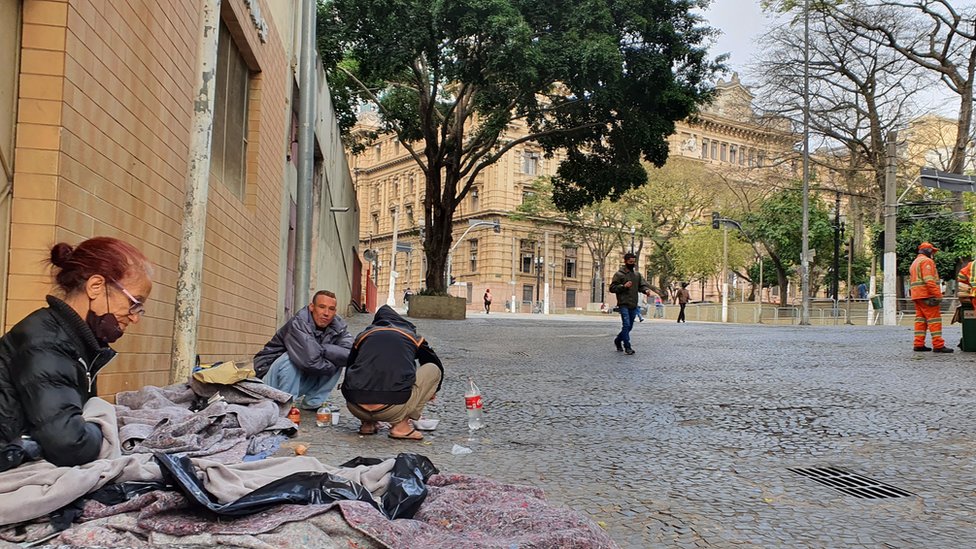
<box><xmin>351</xmin><ymin>74</ymin><xmax>796</xmax><ymax>312</ymax></box>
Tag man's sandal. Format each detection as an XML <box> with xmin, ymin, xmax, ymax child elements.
<box><xmin>388</xmin><ymin>428</ymin><xmax>423</xmax><ymax>441</ymax></box>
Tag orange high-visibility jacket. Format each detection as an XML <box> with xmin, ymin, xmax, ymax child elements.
<box><xmin>910</xmin><ymin>253</ymin><xmax>942</xmax><ymax>300</ymax></box>
<box><xmin>957</xmin><ymin>260</ymin><xmax>975</xmax><ymax>301</ymax></box>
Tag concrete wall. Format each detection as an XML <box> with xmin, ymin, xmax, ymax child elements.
<box><xmin>311</xmin><ymin>60</ymin><xmax>359</xmax><ymax>314</ymax></box>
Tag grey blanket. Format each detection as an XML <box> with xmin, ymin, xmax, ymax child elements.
<box><xmin>115</xmin><ymin>382</ymin><xmax>296</xmax><ymax>463</ymax></box>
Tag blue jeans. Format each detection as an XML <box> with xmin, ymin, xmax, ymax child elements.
<box><xmin>616</xmin><ymin>306</ymin><xmax>639</xmax><ymax>348</ymax></box>
<box><xmin>261</xmin><ymin>353</ymin><xmax>341</xmax><ymax>409</ymax></box>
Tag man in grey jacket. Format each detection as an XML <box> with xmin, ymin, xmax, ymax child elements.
<box><xmin>609</xmin><ymin>252</ymin><xmax>652</xmax><ymax>355</ymax></box>
<box><xmin>254</xmin><ymin>290</ymin><xmax>353</xmax><ymax>409</ymax></box>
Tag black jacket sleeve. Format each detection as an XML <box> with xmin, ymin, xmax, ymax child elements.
<box><xmin>15</xmin><ymin>346</ymin><xmax>102</xmax><ymax>466</ymax></box>
<box><xmin>609</xmin><ymin>271</ymin><xmax>626</xmax><ymax>294</ymax></box>
<box><xmin>416</xmin><ymin>341</ymin><xmax>444</xmax><ymax>392</ymax></box>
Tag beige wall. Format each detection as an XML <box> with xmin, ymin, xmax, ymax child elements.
<box><xmin>8</xmin><ymin>0</ymin><xmax>292</xmax><ymax>394</ymax></box>
<box><xmin>0</xmin><ymin>0</ymin><xmax>19</xmax><ymax>328</ymax></box>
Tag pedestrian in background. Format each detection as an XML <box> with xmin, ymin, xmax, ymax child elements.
<box><xmin>675</xmin><ymin>282</ymin><xmax>690</xmax><ymax>323</ymax></box>
<box><xmin>483</xmin><ymin>288</ymin><xmax>492</xmax><ymax>314</ymax></box>
<box><xmin>610</xmin><ymin>252</ymin><xmax>651</xmax><ymax>355</ymax></box>
<box><xmin>909</xmin><ymin>242</ymin><xmax>952</xmax><ymax>353</ymax></box>
<box><xmin>653</xmin><ymin>295</ymin><xmax>664</xmax><ymax>318</ymax></box>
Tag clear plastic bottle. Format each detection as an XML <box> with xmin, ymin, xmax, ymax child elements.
<box><xmin>465</xmin><ymin>379</ymin><xmax>485</xmax><ymax>430</ymax></box>
<box><xmin>315</xmin><ymin>405</ymin><xmax>332</xmax><ymax>427</ymax></box>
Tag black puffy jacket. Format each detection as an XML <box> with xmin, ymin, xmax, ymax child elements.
<box><xmin>341</xmin><ymin>306</ymin><xmax>443</xmax><ymax>405</ymax></box>
<box><xmin>0</xmin><ymin>296</ymin><xmax>116</xmax><ymax>466</ymax></box>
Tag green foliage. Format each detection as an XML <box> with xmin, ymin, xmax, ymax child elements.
<box><xmin>318</xmin><ymin>0</ymin><xmax>725</xmax><ymax>210</ymax></box>
<box><xmin>670</xmin><ymin>227</ymin><xmax>753</xmax><ymax>282</ymax></box>
<box><xmin>742</xmin><ymin>186</ymin><xmax>834</xmax><ymax>271</ymax></box>
<box><xmin>415</xmin><ymin>287</ymin><xmax>449</xmax><ymax>297</ymax></box>
<box><xmin>746</xmin><ymin>259</ymin><xmax>789</xmax><ymax>289</ymax></box>
<box><xmin>873</xmin><ymin>205</ymin><xmax>976</xmax><ymax>279</ymax></box>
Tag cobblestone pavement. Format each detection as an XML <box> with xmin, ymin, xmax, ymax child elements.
<box><xmin>293</xmin><ymin>311</ymin><xmax>976</xmax><ymax>548</ymax></box>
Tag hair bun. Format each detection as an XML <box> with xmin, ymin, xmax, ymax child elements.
<box><xmin>50</xmin><ymin>243</ymin><xmax>74</xmax><ymax>268</ymax></box>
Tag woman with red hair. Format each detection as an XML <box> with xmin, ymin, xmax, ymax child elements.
<box><xmin>0</xmin><ymin>237</ymin><xmax>152</xmax><ymax>471</ymax></box>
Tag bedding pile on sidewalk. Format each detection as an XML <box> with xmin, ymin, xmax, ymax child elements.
<box><xmin>0</xmin><ymin>377</ymin><xmax>618</xmax><ymax>548</ymax></box>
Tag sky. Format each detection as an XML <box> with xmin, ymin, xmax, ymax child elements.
<box><xmin>701</xmin><ymin>0</ymin><xmax>769</xmax><ymax>79</ymax></box>
<box><xmin>698</xmin><ymin>0</ymin><xmax>966</xmax><ymax>118</ymax></box>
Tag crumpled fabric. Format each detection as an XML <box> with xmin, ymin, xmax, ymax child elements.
<box><xmin>115</xmin><ymin>383</ymin><xmax>296</xmax><ymax>463</ymax></box>
<box><xmin>192</xmin><ymin>361</ymin><xmax>256</xmax><ymax>385</ymax></box>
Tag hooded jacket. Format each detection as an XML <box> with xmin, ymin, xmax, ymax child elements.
<box><xmin>609</xmin><ymin>264</ymin><xmax>651</xmax><ymax>308</ymax></box>
<box><xmin>253</xmin><ymin>307</ymin><xmax>353</xmax><ymax>378</ymax></box>
<box><xmin>0</xmin><ymin>296</ymin><xmax>116</xmax><ymax>467</ymax></box>
<box><xmin>341</xmin><ymin>306</ymin><xmax>444</xmax><ymax>405</ymax></box>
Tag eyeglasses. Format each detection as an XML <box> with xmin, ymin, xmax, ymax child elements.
<box><xmin>112</xmin><ymin>282</ymin><xmax>145</xmax><ymax>317</ymax></box>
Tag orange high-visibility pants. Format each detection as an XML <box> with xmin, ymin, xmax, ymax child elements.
<box><xmin>913</xmin><ymin>299</ymin><xmax>945</xmax><ymax>349</ymax></box>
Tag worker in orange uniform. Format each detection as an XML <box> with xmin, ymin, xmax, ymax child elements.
<box><xmin>957</xmin><ymin>259</ymin><xmax>975</xmax><ymax>306</ymax></box>
<box><xmin>909</xmin><ymin>242</ymin><xmax>952</xmax><ymax>353</ymax></box>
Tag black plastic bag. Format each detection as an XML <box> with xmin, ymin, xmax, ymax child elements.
<box><xmin>88</xmin><ymin>479</ymin><xmax>175</xmax><ymax>506</ymax></box>
<box><xmin>156</xmin><ymin>452</ymin><xmax>439</xmax><ymax>520</ymax></box>
<box><xmin>155</xmin><ymin>453</ymin><xmax>379</xmax><ymax>517</ymax></box>
<box><xmin>341</xmin><ymin>453</ymin><xmax>438</xmax><ymax>520</ymax></box>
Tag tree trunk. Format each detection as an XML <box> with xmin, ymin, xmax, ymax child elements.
<box><xmin>777</xmin><ymin>268</ymin><xmax>790</xmax><ymax>307</ymax></box>
<box><xmin>422</xmin><ymin>169</ymin><xmax>461</xmax><ymax>294</ymax></box>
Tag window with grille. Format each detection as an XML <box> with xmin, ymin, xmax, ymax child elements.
<box><xmin>522</xmin><ymin>152</ymin><xmax>539</xmax><ymax>175</ymax></box>
<box><xmin>730</xmin><ymin>145</ymin><xmax>737</xmax><ymax>164</ymax></box>
<box><xmin>520</xmin><ymin>240</ymin><xmax>535</xmax><ymax>273</ymax></box>
<box><xmin>522</xmin><ymin>285</ymin><xmax>534</xmax><ymax>303</ymax></box>
<box><xmin>720</xmin><ymin>143</ymin><xmax>727</xmax><ymax>162</ymax></box>
<box><xmin>371</xmin><ymin>214</ymin><xmax>379</xmax><ymax>233</ymax></box>
<box><xmin>701</xmin><ymin>139</ymin><xmax>708</xmax><ymax>159</ymax></box>
<box><xmin>469</xmin><ymin>239</ymin><xmax>478</xmax><ymax>271</ymax></box>
<box><xmin>564</xmin><ymin>246</ymin><xmax>577</xmax><ymax>278</ymax></box>
<box><xmin>710</xmin><ymin>141</ymin><xmax>717</xmax><ymax>160</ymax></box>
<box><xmin>210</xmin><ymin>22</ymin><xmax>252</xmax><ymax>200</ymax></box>
<box><xmin>471</xmin><ymin>188</ymin><xmax>479</xmax><ymax>211</ymax></box>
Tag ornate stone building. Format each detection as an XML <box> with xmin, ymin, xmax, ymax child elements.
<box><xmin>350</xmin><ymin>73</ymin><xmax>796</xmax><ymax>312</ymax></box>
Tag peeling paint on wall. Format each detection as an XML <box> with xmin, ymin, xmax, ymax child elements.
<box><xmin>243</xmin><ymin>0</ymin><xmax>269</xmax><ymax>43</ymax></box>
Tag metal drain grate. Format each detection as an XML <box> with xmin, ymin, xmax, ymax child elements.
<box><xmin>789</xmin><ymin>467</ymin><xmax>914</xmax><ymax>499</ymax></box>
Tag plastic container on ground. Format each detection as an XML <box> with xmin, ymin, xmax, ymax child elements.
<box><xmin>465</xmin><ymin>379</ymin><xmax>485</xmax><ymax>430</ymax></box>
<box><xmin>961</xmin><ymin>304</ymin><xmax>976</xmax><ymax>352</ymax></box>
<box><xmin>315</xmin><ymin>405</ymin><xmax>333</xmax><ymax>427</ymax></box>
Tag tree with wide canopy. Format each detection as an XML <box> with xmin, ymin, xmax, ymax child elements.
<box><xmin>318</xmin><ymin>0</ymin><xmax>724</xmax><ymax>293</ymax></box>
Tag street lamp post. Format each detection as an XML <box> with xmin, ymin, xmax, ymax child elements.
<box><xmin>630</xmin><ymin>226</ymin><xmax>636</xmax><ymax>254</ymax></box>
<box><xmin>535</xmin><ymin>247</ymin><xmax>542</xmax><ymax>310</ymax></box>
<box><xmin>800</xmin><ymin>0</ymin><xmax>812</xmax><ymax>325</ymax></box>
<box><xmin>831</xmin><ymin>192</ymin><xmax>841</xmax><ymax>318</ymax></box>
<box><xmin>722</xmin><ymin>223</ymin><xmax>729</xmax><ymax>323</ymax></box>
<box><xmin>446</xmin><ymin>219</ymin><xmax>501</xmax><ymax>291</ymax></box>
<box><xmin>845</xmin><ymin>234</ymin><xmax>854</xmax><ymax>325</ymax></box>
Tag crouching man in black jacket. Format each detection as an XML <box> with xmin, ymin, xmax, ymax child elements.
<box><xmin>341</xmin><ymin>306</ymin><xmax>443</xmax><ymax>440</ymax></box>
